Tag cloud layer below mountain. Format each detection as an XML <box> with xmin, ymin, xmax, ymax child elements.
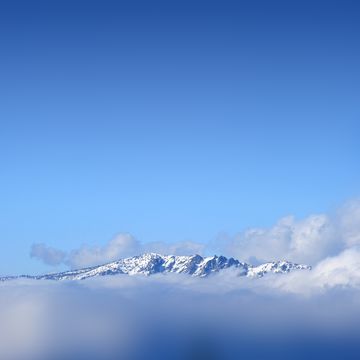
<box><xmin>2</xmin><ymin>264</ymin><xmax>360</xmax><ymax>360</ymax></box>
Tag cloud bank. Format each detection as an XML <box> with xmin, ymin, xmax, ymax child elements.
<box><xmin>2</xmin><ymin>263</ymin><xmax>360</xmax><ymax>360</ymax></box>
<box><xmin>215</xmin><ymin>199</ymin><xmax>360</xmax><ymax>266</ymax></box>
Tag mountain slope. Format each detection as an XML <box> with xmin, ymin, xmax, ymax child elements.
<box><xmin>0</xmin><ymin>253</ymin><xmax>311</xmax><ymax>281</ymax></box>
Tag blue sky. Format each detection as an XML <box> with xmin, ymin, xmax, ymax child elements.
<box><xmin>1</xmin><ymin>0</ymin><xmax>359</xmax><ymax>274</ymax></box>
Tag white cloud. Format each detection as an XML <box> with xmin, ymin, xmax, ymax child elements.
<box><xmin>312</xmin><ymin>246</ymin><xmax>360</xmax><ymax>289</ymax></box>
<box><xmin>221</xmin><ymin>214</ymin><xmax>337</xmax><ymax>265</ymax></box>
<box><xmin>66</xmin><ymin>233</ymin><xmax>140</xmax><ymax>268</ymax></box>
<box><xmin>30</xmin><ymin>243</ymin><xmax>66</xmax><ymax>266</ymax></box>
<box><xmin>220</xmin><ymin>199</ymin><xmax>360</xmax><ymax>265</ymax></box>
<box><xmin>336</xmin><ymin>199</ymin><xmax>360</xmax><ymax>247</ymax></box>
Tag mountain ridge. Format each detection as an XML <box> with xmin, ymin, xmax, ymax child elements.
<box><xmin>0</xmin><ymin>253</ymin><xmax>311</xmax><ymax>281</ymax></box>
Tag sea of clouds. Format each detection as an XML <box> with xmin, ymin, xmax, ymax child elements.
<box><xmin>2</xmin><ymin>199</ymin><xmax>360</xmax><ymax>360</ymax></box>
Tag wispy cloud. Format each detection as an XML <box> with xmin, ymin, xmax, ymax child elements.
<box><xmin>30</xmin><ymin>243</ymin><xmax>66</xmax><ymax>266</ymax></box>
<box><xmin>31</xmin><ymin>234</ymin><xmax>205</xmax><ymax>269</ymax></box>
<box><xmin>66</xmin><ymin>233</ymin><xmax>140</xmax><ymax>268</ymax></box>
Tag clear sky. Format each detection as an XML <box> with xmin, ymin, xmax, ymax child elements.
<box><xmin>1</xmin><ymin>0</ymin><xmax>359</xmax><ymax>274</ymax></box>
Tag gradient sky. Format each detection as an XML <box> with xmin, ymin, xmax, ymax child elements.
<box><xmin>1</xmin><ymin>0</ymin><xmax>359</xmax><ymax>274</ymax></box>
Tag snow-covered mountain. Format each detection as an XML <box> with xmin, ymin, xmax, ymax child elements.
<box><xmin>0</xmin><ymin>253</ymin><xmax>311</xmax><ymax>281</ymax></box>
